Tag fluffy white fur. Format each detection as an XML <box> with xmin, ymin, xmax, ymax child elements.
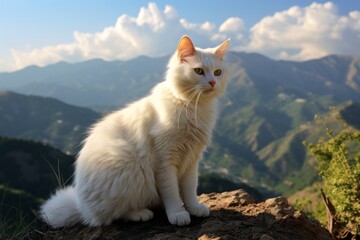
<box><xmin>40</xmin><ymin>36</ymin><xmax>230</xmax><ymax>227</ymax></box>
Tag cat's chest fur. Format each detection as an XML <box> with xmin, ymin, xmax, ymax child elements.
<box><xmin>173</xmin><ymin>102</ymin><xmax>214</xmax><ymax>144</ymax></box>
<box><xmin>150</xmin><ymin>87</ymin><xmax>217</xmax><ymax>174</ymax></box>
<box><xmin>152</xmin><ymin>86</ymin><xmax>215</xmax><ymax>143</ymax></box>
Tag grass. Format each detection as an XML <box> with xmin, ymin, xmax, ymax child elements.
<box><xmin>0</xmin><ymin>158</ymin><xmax>69</xmax><ymax>239</ymax></box>
<box><xmin>0</xmin><ymin>185</ymin><xmax>36</xmax><ymax>239</ymax></box>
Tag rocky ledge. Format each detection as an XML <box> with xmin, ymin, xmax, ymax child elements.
<box><xmin>30</xmin><ymin>189</ymin><xmax>334</xmax><ymax>240</ymax></box>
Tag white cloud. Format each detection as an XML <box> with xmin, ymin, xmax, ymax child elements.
<box><xmin>1</xmin><ymin>2</ymin><xmax>360</xmax><ymax>72</ymax></box>
<box><xmin>219</xmin><ymin>17</ymin><xmax>244</xmax><ymax>33</ymax></box>
<box><xmin>243</xmin><ymin>2</ymin><xmax>360</xmax><ymax>60</ymax></box>
<box><xmin>4</xmin><ymin>3</ymin><xmax>244</xmax><ymax>72</ymax></box>
<box><xmin>218</xmin><ymin>17</ymin><xmax>245</xmax><ymax>42</ymax></box>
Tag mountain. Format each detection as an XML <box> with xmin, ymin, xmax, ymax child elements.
<box><xmin>0</xmin><ymin>56</ymin><xmax>168</xmax><ymax>110</ymax></box>
<box><xmin>0</xmin><ymin>185</ymin><xmax>42</xmax><ymax>224</ymax></box>
<box><xmin>225</xmin><ymin>53</ymin><xmax>360</xmax><ymax>102</ymax></box>
<box><xmin>206</xmin><ymin>101</ymin><xmax>360</xmax><ymax>195</ymax></box>
<box><xmin>0</xmin><ymin>52</ymin><xmax>359</xmax><ymax>196</ymax></box>
<box><xmin>201</xmin><ymin>53</ymin><xmax>360</xmax><ymax>194</ymax></box>
<box><xmin>260</xmin><ymin>101</ymin><xmax>360</xmax><ymax>195</ymax></box>
<box><xmin>0</xmin><ymin>136</ymin><xmax>75</xmax><ymax>198</ymax></box>
<box><xmin>0</xmin><ymin>136</ymin><xmax>75</xmax><ymax>226</ymax></box>
<box><xmin>0</xmin><ymin>53</ymin><xmax>359</xmax><ymax>110</ymax></box>
<box><xmin>0</xmin><ymin>91</ymin><xmax>100</xmax><ymax>153</ymax></box>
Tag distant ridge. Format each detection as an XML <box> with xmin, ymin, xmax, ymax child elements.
<box><xmin>0</xmin><ymin>52</ymin><xmax>359</xmax><ymax>110</ymax></box>
<box><xmin>0</xmin><ymin>91</ymin><xmax>100</xmax><ymax>153</ymax></box>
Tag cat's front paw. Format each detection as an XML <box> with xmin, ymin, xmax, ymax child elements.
<box><xmin>186</xmin><ymin>203</ymin><xmax>210</xmax><ymax>217</ymax></box>
<box><xmin>124</xmin><ymin>208</ymin><xmax>154</xmax><ymax>222</ymax></box>
<box><xmin>167</xmin><ymin>210</ymin><xmax>191</xmax><ymax>226</ymax></box>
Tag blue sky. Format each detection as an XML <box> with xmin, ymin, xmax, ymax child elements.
<box><xmin>0</xmin><ymin>1</ymin><xmax>359</xmax><ymax>72</ymax></box>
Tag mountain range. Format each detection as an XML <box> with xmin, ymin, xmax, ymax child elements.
<box><xmin>0</xmin><ymin>56</ymin><xmax>169</xmax><ymax>110</ymax></box>
<box><xmin>0</xmin><ymin>136</ymin><xmax>75</xmax><ymax>223</ymax></box>
<box><xmin>0</xmin><ymin>52</ymin><xmax>359</xmax><ymax>197</ymax></box>
<box><xmin>0</xmin><ymin>53</ymin><xmax>359</xmax><ymax>110</ymax></box>
<box><xmin>0</xmin><ymin>91</ymin><xmax>100</xmax><ymax>154</ymax></box>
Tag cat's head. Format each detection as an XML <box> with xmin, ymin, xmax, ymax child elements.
<box><xmin>166</xmin><ymin>36</ymin><xmax>230</xmax><ymax>101</ymax></box>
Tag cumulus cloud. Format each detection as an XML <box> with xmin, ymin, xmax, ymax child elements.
<box><xmin>243</xmin><ymin>2</ymin><xmax>360</xmax><ymax>60</ymax></box>
<box><xmin>2</xmin><ymin>2</ymin><xmax>360</xmax><ymax>72</ymax></box>
<box><xmin>220</xmin><ymin>17</ymin><xmax>244</xmax><ymax>33</ymax></box>
<box><xmin>5</xmin><ymin>3</ymin><xmax>244</xmax><ymax>72</ymax></box>
<box><xmin>217</xmin><ymin>17</ymin><xmax>245</xmax><ymax>42</ymax></box>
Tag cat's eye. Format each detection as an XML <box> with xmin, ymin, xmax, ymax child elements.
<box><xmin>214</xmin><ymin>69</ymin><xmax>222</xmax><ymax>76</ymax></box>
<box><xmin>194</xmin><ymin>68</ymin><xmax>205</xmax><ymax>75</ymax></box>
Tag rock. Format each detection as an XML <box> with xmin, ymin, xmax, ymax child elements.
<box><xmin>258</xmin><ymin>234</ymin><xmax>275</xmax><ymax>240</ymax></box>
<box><xmin>28</xmin><ymin>189</ymin><xmax>335</xmax><ymax>240</ymax></box>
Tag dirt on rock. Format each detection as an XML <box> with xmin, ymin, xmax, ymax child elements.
<box><xmin>26</xmin><ymin>189</ymin><xmax>334</xmax><ymax>240</ymax></box>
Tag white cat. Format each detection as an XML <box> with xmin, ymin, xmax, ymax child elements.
<box><xmin>40</xmin><ymin>36</ymin><xmax>230</xmax><ymax>227</ymax></box>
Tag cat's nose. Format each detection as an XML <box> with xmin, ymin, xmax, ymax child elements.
<box><xmin>208</xmin><ymin>80</ymin><xmax>216</xmax><ymax>87</ymax></box>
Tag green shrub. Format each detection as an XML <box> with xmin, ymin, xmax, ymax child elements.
<box><xmin>305</xmin><ymin>117</ymin><xmax>360</xmax><ymax>235</ymax></box>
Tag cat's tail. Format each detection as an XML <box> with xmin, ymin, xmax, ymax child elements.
<box><xmin>40</xmin><ymin>186</ymin><xmax>81</xmax><ymax>228</ymax></box>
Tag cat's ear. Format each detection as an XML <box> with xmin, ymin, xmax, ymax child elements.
<box><xmin>178</xmin><ymin>35</ymin><xmax>196</xmax><ymax>62</ymax></box>
<box><xmin>214</xmin><ymin>39</ymin><xmax>230</xmax><ymax>61</ymax></box>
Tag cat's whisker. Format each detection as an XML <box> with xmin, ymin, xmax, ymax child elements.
<box><xmin>176</xmin><ymin>88</ymin><xmax>198</xmax><ymax>130</ymax></box>
<box><xmin>176</xmin><ymin>102</ymin><xmax>185</xmax><ymax>130</ymax></box>
<box><xmin>194</xmin><ymin>90</ymin><xmax>202</xmax><ymax>127</ymax></box>
<box><xmin>184</xmin><ymin>90</ymin><xmax>197</xmax><ymax>119</ymax></box>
